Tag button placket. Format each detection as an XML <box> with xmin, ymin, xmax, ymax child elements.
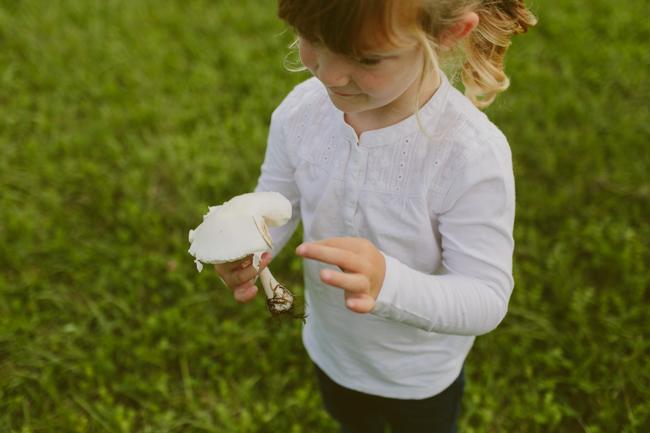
<box><xmin>343</xmin><ymin>142</ymin><xmax>367</xmax><ymax>235</ymax></box>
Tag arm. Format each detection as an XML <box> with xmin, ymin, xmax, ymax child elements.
<box><xmin>374</xmin><ymin>143</ymin><xmax>515</xmax><ymax>335</ymax></box>
<box><xmin>220</xmin><ymin>96</ymin><xmax>302</xmax><ymax>304</ymax></box>
<box><xmin>297</xmin><ymin>142</ymin><xmax>515</xmax><ymax>336</ymax></box>
<box><xmin>254</xmin><ymin>96</ymin><xmax>302</xmax><ymax>257</ymax></box>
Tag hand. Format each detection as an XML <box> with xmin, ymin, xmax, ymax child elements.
<box><xmin>295</xmin><ymin>237</ymin><xmax>386</xmax><ymax>313</ymax></box>
<box><xmin>213</xmin><ymin>252</ymin><xmax>273</xmax><ymax>303</ymax></box>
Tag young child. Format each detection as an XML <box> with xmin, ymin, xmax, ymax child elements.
<box><xmin>215</xmin><ymin>1</ymin><xmax>536</xmax><ymax>432</ymax></box>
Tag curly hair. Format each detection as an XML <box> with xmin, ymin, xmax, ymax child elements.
<box><xmin>278</xmin><ymin>0</ymin><xmax>537</xmax><ymax>108</ymax></box>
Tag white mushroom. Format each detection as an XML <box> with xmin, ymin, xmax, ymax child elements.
<box><xmin>188</xmin><ymin>192</ymin><xmax>296</xmax><ymax>316</ymax></box>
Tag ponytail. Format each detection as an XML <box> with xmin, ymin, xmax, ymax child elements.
<box><xmin>462</xmin><ymin>0</ymin><xmax>537</xmax><ymax>108</ymax></box>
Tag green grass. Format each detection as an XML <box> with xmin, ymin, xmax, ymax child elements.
<box><xmin>0</xmin><ymin>0</ymin><xmax>648</xmax><ymax>432</ymax></box>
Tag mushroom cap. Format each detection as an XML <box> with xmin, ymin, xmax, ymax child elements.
<box><xmin>221</xmin><ymin>191</ymin><xmax>292</xmax><ymax>227</ymax></box>
<box><xmin>188</xmin><ymin>192</ymin><xmax>291</xmax><ymax>270</ymax></box>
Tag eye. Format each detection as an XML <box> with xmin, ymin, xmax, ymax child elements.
<box><xmin>357</xmin><ymin>57</ymin><xmax>382</xmax><ymax>66</ymax></box>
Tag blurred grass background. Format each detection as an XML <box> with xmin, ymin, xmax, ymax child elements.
<box><xmin>0</xmin><ymin>0</ymin><xmax>648</xmax><ymax>432</ymax></box>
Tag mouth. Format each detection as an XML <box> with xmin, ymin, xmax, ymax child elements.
<box><xmin>329</xmin><ymin>89</ymin><xmax>359</xmax><ymax>97</ymax></box>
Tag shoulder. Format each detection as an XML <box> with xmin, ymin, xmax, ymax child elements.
<box><xmin>441</xmin><ymin>85</ymin><xmax>511</xmax><ymax>165</ymax></box>
<box><xmin>431</xmin><ymin>86</ymin><xmax>514</xmax><ymax>211</ymax></box>
<box><xmin>271</xmin><ymin>77</ymin><xmax>329</xmax><ymax>127</ymax></box>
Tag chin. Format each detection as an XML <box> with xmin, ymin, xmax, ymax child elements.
<box><xmin>329</xmin><ymin>97</ymin><xmax>367</xmax><ymax>113</ymax></box>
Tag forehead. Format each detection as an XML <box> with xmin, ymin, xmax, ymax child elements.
<box><xmin>356</xmin><ymin>26</ymin><xmax>419</xmax><ymax>55</ymax></box>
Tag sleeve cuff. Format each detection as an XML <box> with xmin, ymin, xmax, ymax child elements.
<box><xmin>371</xmin><ymin>253</ymin><xmax>439</xmax><ymax>332</ymax></box>
<box><xmin>371</xmin><ymin>252</ymin><xmax>401</xmax><ymax>317</ymax></box>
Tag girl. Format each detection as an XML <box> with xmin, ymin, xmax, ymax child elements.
<box><xmin>215</xmin><ymin>1</ymin><xmax>536</xmax><ymax>432</ymax></box>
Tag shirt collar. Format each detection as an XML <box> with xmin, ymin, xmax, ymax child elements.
<box><xmin>330</xmin><ymin>70</ymin><xmax>451</xmax><ymax>148</ymax></box>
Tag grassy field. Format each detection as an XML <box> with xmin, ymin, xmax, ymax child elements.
<box><xmin>1</xmin><ymin>0</ymin><xmax>648</xmax><ymax>432</ymax></box>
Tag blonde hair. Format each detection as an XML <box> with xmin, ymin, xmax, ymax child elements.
<box><xmin>278</xmin><ymin>0</ymin><xmax>537</xmax><ymax>109</ymax></box>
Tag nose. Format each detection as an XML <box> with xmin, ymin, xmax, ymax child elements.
<box><xmin>315</xmin><ymin>52</ymin><xmax>350</xmax><ymax>88</ymax></box>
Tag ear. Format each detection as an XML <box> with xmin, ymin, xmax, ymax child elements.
<box><xmin>439</xmin><ymin>12</ymin><xmax>479</xmax><ymax>49</ymax></box>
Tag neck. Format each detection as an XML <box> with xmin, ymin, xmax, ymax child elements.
<box><xmin>345</xmin><ymin>69</ymin><xmax>441</xmax><ymax>137</ymax></box>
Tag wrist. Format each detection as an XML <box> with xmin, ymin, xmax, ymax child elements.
<box><xmin>373</xmin><ymin>252</ymin><xmax>400</xmax><ymax>310</ymax></box>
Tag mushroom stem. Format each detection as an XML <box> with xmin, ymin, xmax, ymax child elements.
<box><xmin>257</xmin><ymin>266</ymin><xmax>275</xmax><ymax>299</ymax></box>
<box><xmin>259</xmin><ymin>267</ymin><xmax>294</xmax><ymax>315</ymax></box>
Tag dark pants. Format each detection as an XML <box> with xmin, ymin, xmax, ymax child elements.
<box><xmin>315</xmin><ymin>364</ymin><xmax>464</xmax><ymax>433</ymax></box>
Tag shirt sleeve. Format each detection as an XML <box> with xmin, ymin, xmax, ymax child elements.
<box><xmin>371</xmin><ymin>140</ymin><xmax>515</xmax><ymax>336</ymax></box>
<box><xmin>254</xmin><ymin>94</ymin><xmax>302</xmax><ymax>257</ymax></box>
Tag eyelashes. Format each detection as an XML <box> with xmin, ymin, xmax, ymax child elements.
<box><xmin>357</xmin><ymin>57</ymin><xmax>382</xmax><ymax>66</ymax></box>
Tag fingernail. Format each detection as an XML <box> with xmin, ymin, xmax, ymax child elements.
<box><xmin>261</xmin><ymin>252</ymin><xmax>269</xmax><ymax>260</ymax></box>
<box><xmin>296</xmin><ymin>244</ymin><xmax>306</xmax><ymax>255</ymax></box>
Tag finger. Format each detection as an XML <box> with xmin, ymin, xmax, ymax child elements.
<box><xmin>233</xmin><ymin>278</ymin><xmax>257</xmax><ymax>291</ymax></box>
<box><xmin>228</xmin><ymin>264</ymin><xmax>259</xmax><ymax>288</ymax></box>
<box><xmin>314</xmin><ymin>237</ymin><xmax>373</xmax><ymax>255</ymax></box>
<box><xmin>241</xmin><ymin>252</ymin><xmax>272</xmax><ymax>271</ymax></box>
<box><xmin>214</xmin><ymin>255</ymin><xmax>253</xmax><ymax>273</ymax></box>
<box><xmin>320</xmin><ymin>269</ymin><xmax>370</xmax><ymax>294</ymax></box>
<box><xmin>221</xmin><ymin>253</ymin><xmax>272</xmax><ymax>288</ymax></box>
<box><xmin>296</xmin><ymin>243</ymin><xmax>366</xmax><ymax>274</ymax></box>
<box><xmin>234</xmin><ymin>256</ymin><xmax>254</xmax><ymax>270</ymax></box>
<box><xmin>233</xmin><ymin>284</ymin><xmax>258</xmax><ymax>303</ymax></box>
<box><xmin>344</xmin><ymin>293</ymin><xmax>375</xmax><ymax>314</ymax></box>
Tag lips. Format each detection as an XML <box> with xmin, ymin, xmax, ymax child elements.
<box><xmin>330</xmin><ymin>89</ymin><xmax>358</xmax><ymax>97</ymax></box>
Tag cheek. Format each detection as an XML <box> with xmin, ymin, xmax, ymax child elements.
<box><xmin>357</xmin><ymin>70</ymin><xmax>398</xmax><ymax>97</ymax></box>
<box><xmin>367</xmin><ymin>60</ymin><xmax>422</xmax><ymax>97</ymax></box>
<box><xmin>354</xmin><ymin>70</ymin><xmax>383</xmax><ymax>91</ymax></box>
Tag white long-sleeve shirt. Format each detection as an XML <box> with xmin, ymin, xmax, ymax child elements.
<box><xmin>255</xmin><ymin>72</ymin><xmax>515</xmax><ymax>399</ymax></box>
